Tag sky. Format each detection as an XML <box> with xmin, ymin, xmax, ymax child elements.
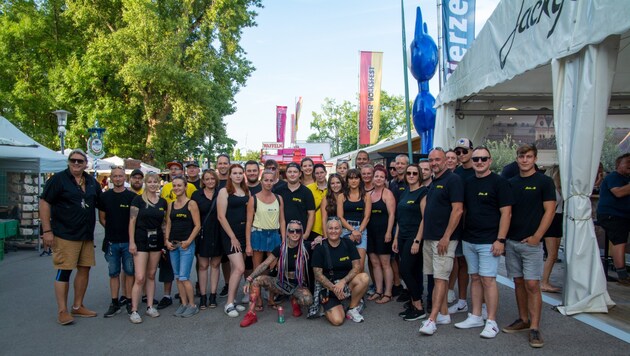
<box><xmin>224</xmin><ymin>0</ymin><xmax>501</xmax><ymax>152</ymax></box>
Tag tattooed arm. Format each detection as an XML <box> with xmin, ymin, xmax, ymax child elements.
<box><xmin>247</xmin><ymin>253</ymin><xmax>278</xmax><ymax>281</ymax></box>
<box><xmin>342</xmin><ymin>259</ymin><xmax>362</xmax><ymax>284</ymax></box>
<box><xmin>128</xmin><ymin>206</ymin><xmax>139</xmax><ymax>255</ymax></box>
<box><xmin>313</xmin><ymin>267</ymin><xmax>335</xmax><ymax>291</ymax></box>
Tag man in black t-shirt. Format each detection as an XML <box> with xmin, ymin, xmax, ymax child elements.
<box><xmin>418</xmin><ymin>148</ymin><xmax>464</xmax><ymax>336</ymax></box>
<box><xmin>40</xmin><ymin>149</ymin><xmax>101</xmax><ymax>325</ymax></box>
<box><xmin>98</xmin><ymin>167</ymin><xmax>137</xmax><ymax>317</ymax></box>
<box><xmin>455</xmin><ymin>147</ymin><xmax>513</xmax><ymax>338</ymax></box>
<box><xmin>389</xmin><ymin>154</ymin><xmax>409</xmax><ymax>203</ymax></box>
<box><xmin>502</xmin><ymin>144</ymin><xmax>556</xmax><ymax>349</ymax></box>
<box><xmin>275</xmin><ymin>162</ymin><xmax>315</xmax><ymax>238</ymax></box>
<box><xmin>185</xmin><ymin>160</ymin><xmax>201</xmax><ymax>190</ymax></box>
<box><xmin>245</xmin><ymin>160</ymin><xmax>262</xmax><ymax>195</ymax></box>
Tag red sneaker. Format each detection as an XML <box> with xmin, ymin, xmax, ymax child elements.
<box><xmin>240</xmin><ymin>311</ymin><xmax>258</xmax><ymax>327</ymax></box>
<box><xmin>292</xmin><ymin>301</ymin><xmax>302</xmax><ymax>317</ymax></box>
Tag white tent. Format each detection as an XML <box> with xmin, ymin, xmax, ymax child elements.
<box><xmin>0</xmin><ymin>116</ymin><xmax>67</xmax><ymax>173</ymax></box>
<box><xmin>434</xmin><ymin>1</ymin><xmax>630</xmax><ymax>315</ymax></box>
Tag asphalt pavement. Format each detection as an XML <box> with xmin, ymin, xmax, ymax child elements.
<box><xmin>0</xmin><ymin>226</ymin><xmax>628</xmax><ymax>355</ymax></box>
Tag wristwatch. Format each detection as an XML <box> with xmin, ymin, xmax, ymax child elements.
<box><xmin>497</xmin><ymin>238</ymin><xmax>506</xmax><ymax>244</ymax></box>
<box><xmin>413</xmin><ymin>240</ymin><xmax>420</xmax><ymax>244</ymax></box>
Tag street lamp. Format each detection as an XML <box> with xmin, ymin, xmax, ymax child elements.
<box><xmin>52</xmin><ymin>110</ymin><xmax>71</xmax><ymax>153</ymax></box>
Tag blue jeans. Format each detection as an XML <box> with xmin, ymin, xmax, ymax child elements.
<box><xmin>104</xmin><ymin>242</ymin><xmax>134</xmax><ymax>277</ymax></box>
<box><xmin>342</xmin><ymin>220</ymin><xmax>367</xmax><ymax>250</ymax></box>
<box><xmin>170</xmin><ymin>241</ymin><xmax>196</xmax><ymax>281</ymax></box>
<box><xmin>462</xmin><ymin>241</ymin><xmax>500</xmax><ymax>277</ymax></box>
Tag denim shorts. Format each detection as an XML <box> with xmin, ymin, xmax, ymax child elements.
<box><xmin>104</xmin><ymin>242</ymin><xmax>134</xmax><ymax>277</ymax></box>
<box><xmin>170</xmin><ymin>241</ymin><xmax>196</xmax><ymax>281</ymax></box>
<box><xmin>422</xmin><ymin>240</ymin><xmax>458</xmax><ymax>280</ymax></box>
<box><xmin>505</xmin><ymin>239</ymin><xmax>543</xmax><ymax>280</ymax></box>
<box><xmin>251</xmin><ymin>229</ymin><xmax>281</xmax><ymax>252</ymax></box>
<box><xmin>342</xmin><ymin>220</ymin><xmax>367</xmax><ymax>250</ymax></box>
<box><xmin>462</xmin><ymin>241</ymin><xmax>499</xmax><ymax>277</ymax></box>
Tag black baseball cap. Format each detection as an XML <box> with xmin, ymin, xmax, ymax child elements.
<box><xmin>130</xmin><ymin>169</ymin><xmax>144</xmax><ymax>178</ymax></box>
<box><xmin>185</xmin><ymin>160</ymin><xmax>200</xmax><ymax>168</ymax></box>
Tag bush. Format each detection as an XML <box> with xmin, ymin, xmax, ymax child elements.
<box><xmin>484</xmin><ymin>134</ymin><xmax>518</xmax><ymax>173</ymax></box>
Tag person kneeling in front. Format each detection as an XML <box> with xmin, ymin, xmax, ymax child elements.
<box><xmin>312</xmin><ymin>218</ymin><xmax>369</xmax><ymax>325</ymax></box>
<box><xmin>240</xmin><ymin>220</ymin><xmax>313</xmax><ymax>327</ymax></box>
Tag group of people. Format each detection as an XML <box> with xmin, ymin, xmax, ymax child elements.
<box><xmin>38</xmin><ymin>144</ymin><xmax>630</xmax><ymax>349</ymax></box>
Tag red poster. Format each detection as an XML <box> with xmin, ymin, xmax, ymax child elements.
<box><xmin>276</xmin><ymin>106</ymin><xmax>287</xmax><ymax>145</ymax></box>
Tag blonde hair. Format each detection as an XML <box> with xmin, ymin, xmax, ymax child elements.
<box><xmin>141</xmin><ymin>172</ymin><xmax>161</xmax><ymax>207</ymax></box>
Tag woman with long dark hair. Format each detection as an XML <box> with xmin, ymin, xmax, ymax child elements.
<box><xmin>320</xmin><ymin>174</ymin><xmax>346</xmax><ymax>237</ymax></box>
<box><xmin>240</xmin><ymin>220</ymin><xmax>312</xmax><ymax>327</ymax></box>
<box><xmin>217</xmin><ymin>164</ymin><xmax>249</xmax><ymax>317</ymax></box>
<box><xmin>191</xmin><ymin>169</ymin><xmax>222</xmax><ymax>309</ymax></box>
<box><xmin>337</xmin><ymin>168</ymin><xmax>371</xmax><ymax>271</ymax></box>
<box><xmin>301</xmin><ymin>157</ymin><xmax>315</xmax><ymax>186</ymax></box>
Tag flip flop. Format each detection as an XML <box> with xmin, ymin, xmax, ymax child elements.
<box><xmin>376</xmin><ymin>295</ymin><xmax>392</xmax><ymax>304</ymax></box>
<box><xmin>367</xmin><ymin>292</ymin><xmax>382</xmax><ymax>301</ymax></box>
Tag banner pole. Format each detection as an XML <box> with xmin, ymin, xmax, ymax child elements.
<box><xmin>401</xmin><ymin>0</ymin><xmax>413</xmax><ymax>162</ymax></box>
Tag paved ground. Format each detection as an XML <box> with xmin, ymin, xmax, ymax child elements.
<box><xmin>1</xmin><ymin>226</ymin><xmax>628</xmax><ymax>355</ymax></box>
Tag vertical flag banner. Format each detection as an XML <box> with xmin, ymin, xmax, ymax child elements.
<box><xmin>290</xmin><ymin>114</ymin><xmax>296</xmax><ymax>146</ymax></box>
<box><xmin>292</xmin><ymin>97</ymin><xmax>302</xmax><ymax>145</ymax></box>
<box><xmin>358</xmin><ymin>51</ymin><xmax>383</xmax><ymax>145</ymax></box>
<box><xmin>276</xmin><ymin>106</ymin><xmax>287</xmax><ymax>146</ymax></box>
<box><xmin>442</xmin><ymin>0</ymin><xmax>475</xmax><ymax>82</ymax></box>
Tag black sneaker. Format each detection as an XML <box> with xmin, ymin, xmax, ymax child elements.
<box><xmin>403</xmin><ymin>300</ymin><xmax>412</xmax><ymax>310</ymax></box>
<box><xmin>119</xmin><ymin>296</ymin><xmax>129</xmax><ymax>305</ymax></box>
<box><xmin>157</xmin><ymin>296</ymin><xmax>173</xmax><ymax>310</ymax></box>
<box><xmin>208</xmin><ymin>294</ymin><xmax>217</xmax><ymax>309</ymax></box>
<box><xmin>199</xmin><ymin>295</ymin><xmax>208</xmax><ymax>310</ymax></box>
<box><xmin>396</xmin><ymin>289</ymin><xmax>410</xmax><ymax>302</ymax></box>
<box><xmin>392</xmin><ymin>284</ymin><xmax>403</xmax><ymax>297</ymax></box>
<box><xmin>219</xmin><ymin>285</ymin><xmax>229</xmax><ymax>298</ymax></box>
<box><xmin>142</xmin><ymin>295</ymin><xmax>148</xmax><ymax>303</ymax></box>
<box><xmin>403</xmin><ymin>307</ymin><xmax>427</xmax><ymax>321</ymax></box>
<box><xmin>126</xmin><ymin>302</ymin><xmax>132</xmax><ymax>315</ymax></box>
<box><xmin>104</xmin><ymin>303</ymin><xmax>121</xmax><ymax>318</ymax></box>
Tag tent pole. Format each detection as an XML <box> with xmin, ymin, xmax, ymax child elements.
<box><xmin>401</xmin><ymin>0</ymin><xmax>413</xmax><ymax>162</ymax></box>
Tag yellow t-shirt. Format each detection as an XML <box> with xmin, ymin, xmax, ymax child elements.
<box><xmin>307</xmin><ymin>182</ymin><xmax>327</xmax><ymax>236</ymax></box>
<box><xmin>160</xmin><ymin>182</ymin><xmax>197</xmax><ymax>204</ymax></box>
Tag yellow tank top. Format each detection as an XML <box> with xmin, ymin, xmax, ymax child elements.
<box><xmin>252</xmin><ymin>196</ymin><xmax>280</xmax><ymax>230</ymax></box>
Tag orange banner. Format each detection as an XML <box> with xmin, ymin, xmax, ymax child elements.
<box><xmin>358</xmin><ymin>51</ymin><xmax>383</xmax><ymax>145</ymax></box>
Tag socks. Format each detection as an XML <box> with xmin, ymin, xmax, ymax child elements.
<box><xmin>616</xmin><ymin>267</ymin><xmax>628</xmax><ymax>280</ymax></box>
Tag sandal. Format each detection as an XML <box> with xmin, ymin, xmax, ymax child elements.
<box><xmin>367</xmin><ymin>292</ymin><xmax>382</xmax><ymax>301</ymax></box>
<box><xmin>376</xmin><ymin>295</ymin><xmax>392</xmax><ymax>304</ymax></box>
<box><xmin>255</xmin><ymin>304</ymin><xmax>264</xmax><ymax>312</ymax></box>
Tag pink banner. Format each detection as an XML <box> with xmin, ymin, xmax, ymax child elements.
<box><xmin>276</xmin><ymin>106</ymin><xmax>287</xmax><ymax>145</ymax></box>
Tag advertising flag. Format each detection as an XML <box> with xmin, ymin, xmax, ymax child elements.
<box><xmin>442</xmin><ymin>0</ymin><xmax>476</xmax><ymax>82</ymax></box>
<box><xmin>358</xmin><ymin>51</ymin><xmax>383</xmax><ymax>145</ymax></box>
<box><xmin>276</xmin><ymin>106</ymin><xmax>287</xmax><ymax>146</ymax></box>
<box><xmin>291</xmin><ymin>97</ymin><xmax>302</xmax><ymax>145</ymax></box>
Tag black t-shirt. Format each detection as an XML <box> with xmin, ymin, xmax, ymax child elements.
<box><xmin>454</xmin><ymin>165</ymin><xmax>475</xmax><ymax>181</ymax></box>
<box><xmin>275</xmin><ymin>184</ymin><xmax>315</xmax><ymax>229</ymax></box>
<box><xmin>272</xmin><ymin>179</ymin><xmax>288</xmax><ymax>194</ymax></box>
<box><xmin>99</xmin><ymin>189</ymin><xmax>137</xmax><ymax>243</ymax></box>
<box><xmin>248</xmin><ymin>184</ymin><xmax>262</xmax><ymax>195</ymax></box>
<box><xmin>217</xmin><ymin>179</ymin><xmax>227</xmax><ymax>190</ymax></box>
<box><xmin>272</xmin><ymin>244</ymin><xmax>298</xmax><ymax>272</ymax></box>
<box><xmin>389</xmin><ymin>178</ymin><xmax>407</xmax><ymax>203</ymax></box>
<box><xmin>396</xmin><ymin>187</ymin><xmax>427</xmax><ymax>239</ymax></box>
<box><xmin>188</xmin><ymin>179</ymin><xmax>202</xmax><ymax>190</ymax></box>
<box><xmin>311</xmin><ymin>239</ymin><xmax>360</xmax><ymax>281</ymax></box>
<box><xmin>131</xmin><ymin>195</ymin><xmax>167</xmax><ymax>241</ymax></box>
<box><xmin>464</xmin><ymin>173</ymin><xmax>514</xmax><ymax>244</ymax></box>
<box><xmin>423</xmin><ymin>170</ymin><xmax>464</xmax><ymax>241</ymax></box>
<box><xmin>508</xmin><ymin>172</ymin><xmax>556</xmax><ymax>240</ymax></box>
<box><xmin>40</xmin><ymin>169</ymin><xmax>101</xmax><ymax>241</ymax></box>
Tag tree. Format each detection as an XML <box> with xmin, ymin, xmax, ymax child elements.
<box><xmin>0</xmin><ymin>0</ymin><xmax>261</xmax><ymax>165</ymax></box>
<box><xmin>485</xmin><ymin>134</ymin><xmax>519</xmax><ymax>173</ymax></box>
<box><xmin>600</xmin><ymin>128</ymin><xmax>622</xmax><ymax>172</ymax></box>
<box><xmin>232</xmin><ymin>148</ymin><xmax>260</xmax><ymax>162</ymax></box>
<box><xmin>307</xmin><ymin>91</ymin><xmax>410</xmax><ymax>157</ymax></box>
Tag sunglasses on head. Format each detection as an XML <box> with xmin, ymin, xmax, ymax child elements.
<box><xmin>472</xmin><ymin>156</ymin><xmax>490</xmax><ymax>163</ymax></box>
<box><xmin>69</xmin><ymin>158</ymin><xmax>85</xmax><ymax>164</ymax></box>
<box><xmin>455</xmin><ymin>148</ymin><xmax>469</xmax><ymax>155</ymax></box>
<box><xmin>265</xmin><ymin>166</ymin><xmax>277</xmax><ymax>171</ymax></box>
<box><xmin>406</xmin><ymin>171</ymin><xmax>419</xmax><ymax>176</ymax></box>
<box><xmin>288</xmin><ymin>228</ymin><xmax>303</xmax><ymax>234</ymax></box>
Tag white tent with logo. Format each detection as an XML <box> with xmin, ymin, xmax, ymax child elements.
<box><xmin>434</xmin><ymin>0</ymin><xmax>630</xmax><ymax>315</ymax></box>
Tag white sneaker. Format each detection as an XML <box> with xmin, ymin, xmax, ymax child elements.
<box><xmin>447</xmin><ymin>289</ymin><xmax>456</xmax><ymax>304</ymax></box>
<box><xmin>146</xmin><ymin>306</ymin><xmax>160</xmax><ymax>318</ymax></box>
<box><xmin>346</xmin><ymin>306</ymin><xmax>364</xmax><ymax>323</ymax></box>
<box><xmin>235</xmin><ymin>304</ymin><xmax>246</xmax><ymax>312</ymax></box>
<box><xmin>224</xmin><ymin>303</ymin><xmax>239</xmax><ymax>317</ymax></box>
<box><xmin>129</xmin><ymin>311</ymin><xmax>143</xmax><ymax>324</ymax></box>
<box><xmin>241</xmin><ymin>294</ymin><xmax>250</xmax><ymax>304</ymax></box>
<box><xmin>448</xmin><ymin>300</ymin><xmax>468</xmax><ymax>314</ymax></box>
<box><xmin>481</xmin><ymin>304</ymin><xmax>488</xmax><ymax>320</ymax></box>
<box><xmin>436</xmin><ymin>313</ymin><xmax>451</xmax><ymax>325</ymax></box>
<box><xmin>455</xmin><ymin>313</ymin><xmax>485</xmax><ymax>329</ymax></box>
<box><xmin>480</xmin><ymin>320</ymin><xmax>499</xmax><ymax>339</ymax></box>
<box><xmin>419</xmin><ymin>319</ymin><xmax>437</xmax><ymax>335</ymax></box>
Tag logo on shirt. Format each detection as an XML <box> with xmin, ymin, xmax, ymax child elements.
<box><xmin>436</xmin><ymin>185</ymin><xmax>444</xmax><ymax>189</ymax></box>
<box><xmin>176</xmin><ymin>213</ymin><xmax>188</xmax><ymax>218</ymax></box>
<box><xmin>406</xmin><ymin>200</ymin><xmax>415</xmax><ymax>204</ymax></box>
<box><xmin>339</xmin><ymin>256</ymin><xmax>350</xmax><ymax>262</ymax></box>
<box><xmin>356</xmin><ymin>207</ymin><xmax>363</xmax><ymax>211</ymax></box>
<box><xmin>292</xmin><ymin>197</ymin><xmax>302</xmax><ymax>203</ymax></box>
<box><xmin>478</xmin><ymin>192</ymin><xmax>488</xmax><ymax>196</ymax></box>
<box><xmin>525</xmin><ymin>186</ymin><xmax>537</xmax><ymax>190</ymax></box>
<box><xmin>372</xmin><ymin>209</ymin><xmax>382</xmax><ymax>214</ymax></box>
<box><xmin>159</xmin><ymin>208</ymin><xmax>164</xmax><ymax>211</ymax></box>
<box><xmin>119</xmin><ymin>204</ymin><xmax>130</xmax><ymax>208</ymax></box>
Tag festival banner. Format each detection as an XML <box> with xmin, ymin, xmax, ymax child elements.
<box><xmin>290</xmin><ymin>114</ymin><xmax>296</xmax><ymax>145</ymax></box>
<box><xmin>442</xmin><ymin>0</ymin><xmax>475</xmax><ymax>82</ymax></box>
<box><xmin>276</xmin><ymin>106</ymin><xmax>287</xmax><ymax>146</ymax></box>
<box><xmin>358</xmin><ymin>51</ymin><xmax>383</xmax><ymax>145</ymax></box>
<box><xmin>292</xmin><ymin>97</ymin><xmax>303</xmax><ymax>145</ymax></box>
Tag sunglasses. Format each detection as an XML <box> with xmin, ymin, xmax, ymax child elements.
<box><xmin>69</xmin><ymin>158</ymin><xmax>85</xmax><ymax>164</ymax></box>
<box><xmin>472</xmin><ymin>156</ymin><xmax>490</xmax><ymax>163</ymax></box>
<box><xmin>455</xmin><ymin>149</ymin><xmax>469</xmax><ymax>155</ymax></box>
<box><xmin>288</xmin><ymin>228</ymin><xmax>303</xmax><ymax>234</ymax></box>
<box><xmin>265</xmin><ymin>166</ymin><xmax>277</xmax><ymax>171</ymax></box>
<box><xmin>406</xmin><ymin>171</ymin><xmax>419</xmax><ymax>176</ymax></box>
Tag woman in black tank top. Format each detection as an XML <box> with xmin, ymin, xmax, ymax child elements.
<box><xmin>165</xmin><ymin>176</ymin><xmax>201</xmax><ymax>317</ymax></box>
<box><xmin>337</xmin><ymin>168</ymin><xmax>371</xmax><ymax>272</ymax></box>
<box><xmin>320</xmin><ymin>174</ymin><xmax>345</xmax><ymax>238</ymax></box>
<box><xmin>217</xmin><ymin>164</ymin><xmax>250</xmax><ymax>317</ymax></box>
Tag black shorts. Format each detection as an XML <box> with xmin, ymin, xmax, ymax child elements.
<box><xmin>135</xmin><ymin>236</ymin><xmax>164</xmax><ymax>253</ymax></box>
<box><xmin>321</xmin><ymin>293</ymin><xmax>343</xmax><ymax>312</ymax></box>
<box><xmin>597</xmin><ymin>214</ymin><xmax>630</xmax><ymax>245</ymax></box>
<box><xmin>158</xmin><ymin>251</ymin><xmax>174</xmax><ymax>283</ymax></box>
<box><xmin>544</xmin><ymin>213</ymin><xmax>563</xmax><ymax>238</ymax></box>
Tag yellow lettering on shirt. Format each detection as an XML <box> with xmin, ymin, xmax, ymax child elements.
<box><xmin>436</xmin><ymin>185</ymin><xmax>444</xmax><ymax>189</ymax></box>
<box><xmin>406</xmin><ymin>200</ymin><xmax>415</xmax><ymax>204</ymax></box>
<box><xmin>176</xmin><ymin>213</ymin><xmax>188</xmax><ymax>218</ymax></box>
<box><xmin>372</xmin><ymin>209</ymin><xmax>382</xmax><ymax>214</ymax></box>
<box><xmin>119</xmin><ymin>204</ymin><xmax>129</xmax><ymax>208</ymax></box>
<box><xmin>339</xmin><ymin>256</ymin><xmax>350</xmax><ymax>262</ymax></box>
<box><xmin>159</xmin><ymin>208</ymin><xmax>164</xmax><ymax>211</ymax></box>
<box><xmin>357</xmin><ymin>208</ymin><xmax>363</xmax><ymax>211</ymax></box>
<box><xmin>292</xmin><ymin>198</ymin><xmax>302</xmax><ymax>202</ymax></box>
<box><xmin>525</xmin><ymin>186</ymin><xmax>537</xmax><ymax>190</ymax></box>
<box><xmin>478</xmin><ymin>192</ymin><xmax>488</xmax><ymax>196</ymax></box>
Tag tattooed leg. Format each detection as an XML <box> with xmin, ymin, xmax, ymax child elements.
<box><xmin>292</xmin><ymin>287</ymin><xmax>313</xmax><ymax>307</ymax></box>
<box><xmin>247</xmin><ymin>283</ymin><xmax>261</xmax><ymax>314</ymax></box>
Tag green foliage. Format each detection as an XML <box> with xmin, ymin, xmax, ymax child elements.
<box><xmin>485</xmin><ymin>134</ymin><xmax>518</xmax><ymax>173</ymax></box>
<box><xmin>600</xmin><ymin>128</ymin><xmax>622</xmax><ymax>172</ymax></box>
<box><xmin>307</xmin><ymin>91</ymin><xmax>410</xmax><ymax>157</ymax></box>
<box><xmin>0</xmin><ymin>0</ymin><xmax>261</xmax><ymax>166</ymax></box>
<box><xmin>232</xmin><ymin>148</ymin><xmax>260</xmax><ymax>162</ymax></box>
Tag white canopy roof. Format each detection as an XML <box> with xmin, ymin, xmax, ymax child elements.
<box><xmin>0</xmin><ymin>116</ymin><xmax>67</xmax><ymax>173</ymax></box>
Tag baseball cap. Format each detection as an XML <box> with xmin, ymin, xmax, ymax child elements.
<box><xmin>166</xmin><ymin>160</ymin><xmax>183</xmax><ymax>170</ymax></box>
<box><xmin>130</xmin><ymin>169</ymin><xmax>144</xmax><ymax>178</ymax></box>
<box><xmin>185</xmin><ymin>160</ymin><xmax>199</xmax><ymax>168</ymax></box>
<box><xmin>455</xmin><ymin>138</ymin><xmax>473</xmax><ymax>150</ymax></box>
<box><xmin>286</xmin><ymin>162</ymin><xmax>301</xmax><ymax>171</ymax></box>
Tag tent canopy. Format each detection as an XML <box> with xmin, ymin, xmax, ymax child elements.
<box><xmin>0</xmin><ymin>116</ymin><xmax>67</xmax><ymax>173</ymax></box>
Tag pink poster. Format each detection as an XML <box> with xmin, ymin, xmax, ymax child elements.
<box><xmin>276</xmin><ymin>106</ymin><xmax>287</xmax><ymax>145</ymax></box>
